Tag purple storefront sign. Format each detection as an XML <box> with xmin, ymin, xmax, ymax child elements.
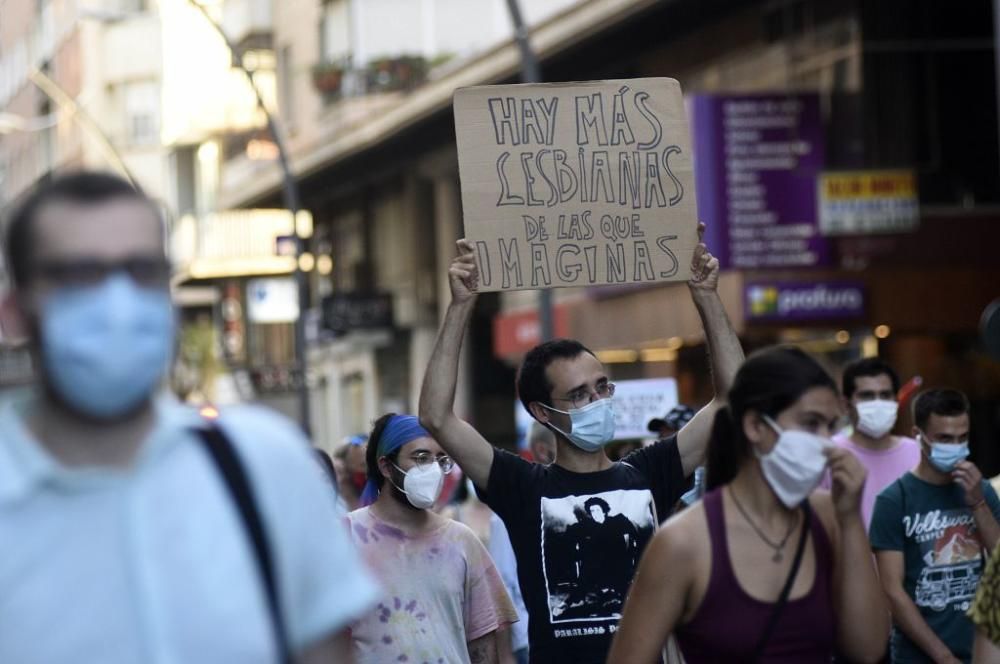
<box><xmin>692</xmin><ymin>93</ymin><xmax>830</xmax><ymax>269</ymax></box>
<box><xmin>745</xmin><ymin>281</ymin><xmax>865</xmax><ymax>322</ymax></box>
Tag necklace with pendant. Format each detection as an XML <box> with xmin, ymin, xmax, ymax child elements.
<box><xmin>730</xmin><ymin>486</ymin><xmax>799</xmax><ymax>563</ymax></box>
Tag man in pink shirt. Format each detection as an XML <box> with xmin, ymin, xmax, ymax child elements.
<box><xmin>821</xmin><ymin>358</ymin><xmax>920</xmax><ymax>527</ymax></box>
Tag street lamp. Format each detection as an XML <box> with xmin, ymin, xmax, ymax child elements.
<box><xmin>0</xmin><ymin>111</ymin><xmax>59</xmax><ymax>134</ymax></box>
<box><xmin>26</xmin><ymin>68</ymin><xmax>140</xmax><ymax>188</ymax></box>
<box><xmin>504</xmin><ymin>0</ymin><xmax>542</xmax><ymax>83</ymax></box>
<box><xmin>503</xmin><ymin>0</ymin><xmax>554</xmax><ymax>343</ymax></box>
<box><xmin>186</xmin><ymin>0</ymin><xmax>312</xmax><ymax>435</ymax></box>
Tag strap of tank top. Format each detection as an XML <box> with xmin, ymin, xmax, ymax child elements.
<box><xmin>806</xmin><ymin>500</ymin><xmax>834</xmax><ymax>572</ymax></box>
<box><xmin>703</xmin><ymin>490</ymin><xmax>732</xmax><ymax>574</ymax></box>
<box><xmin>750</xmin><ymin>502</ymin><xmax>812</xmax><ymax>662</ymax></box>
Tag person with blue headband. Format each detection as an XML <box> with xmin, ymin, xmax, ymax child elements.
<box><xmin>346</xmin><ymin>413</ymin><xmax>518</xmax><ymax>664</ymax></box>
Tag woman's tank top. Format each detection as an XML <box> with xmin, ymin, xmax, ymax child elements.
<box><xmin>674</xmin><ymin>488</ymin><xmax>836</xmax><ymax>663</ymax></box>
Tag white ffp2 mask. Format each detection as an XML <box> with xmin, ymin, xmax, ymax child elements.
<box><xmin>392</xmin><ymin>462</ymin><xmax>444</xmax><ymax>510</ymax></box>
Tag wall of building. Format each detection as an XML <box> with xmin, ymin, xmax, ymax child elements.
<box><xmin>0</xmin><ymin>0</ymin><xmax>79</xmax><ymax>203</ymax></box>
<box><xmin>159</xmin><ymin>0</ymin><xmax>266</xmax><ymax>147</ymax></box>
<box><xmin>285</xmin><ymin>0</ymin><xmax>997</xmax><ymax>452</ymax></box>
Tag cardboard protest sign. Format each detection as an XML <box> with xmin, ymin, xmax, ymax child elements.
<box><xmin>454</xmin><ymin>78</ymin><xmax>698</xmax><ymax>292</ymax></box>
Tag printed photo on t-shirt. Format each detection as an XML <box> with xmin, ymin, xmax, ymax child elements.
<box><xmin>908</xmin><ymin>508</ymin><xmax>984</xmax><ymax>613</ymax></box>
<box><xmin>540</xmin><ymin>489</ymin><xmax>656</xmax><ymax>624</ymax></box>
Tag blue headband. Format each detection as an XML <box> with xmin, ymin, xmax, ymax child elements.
<box><xmin>360</xmin><ymin>415</ymin><xmax>431</xmax><ymax>505</ymax></box>
<box><xmin>377</xmin><ymin>415</ymin><xmax>430</xmax><ymax>457</ymax></box>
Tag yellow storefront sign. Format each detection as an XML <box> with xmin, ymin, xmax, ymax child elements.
<box><xmin>818</xmin><ymin>170</ymin><xmax>919</xmax><ymax>236</ymax></box>
<box><xmin>822</xmin><ymin>170</ymin><xmax>916</xmax><ymax>200</ymax></box>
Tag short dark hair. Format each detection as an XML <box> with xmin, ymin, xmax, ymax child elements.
<box><xmin>3</xmin><ymin>171</ymin><xmax>151</xmax><ymax>286</ymax></box>
<box><xmin>365</xmin><ymin>412</ymin><xmax>402</xmax><ymax>490</ymax></box>
<box><xmin>706</xmin><ymin>346</ymin><xmax>837</xmax><ymax>491</ymax></box>
<box><xmin>913</xmin><ymin>389</ymin><xmax>970</xmax><ymax>430</ymax></box>
<box><xmin>583</xmin><ymin>496</ymin><xmax>610</xmax><ymax>516</ymax></box>
<box><xmin>516</xmin><ymin>339</ymin><xmax>597</xmax><ymax>413</ymax></box>
<box><xmin>842</xmin><ymin>357</ymin><xmax>900</xmax><ymax>400</ymax></box>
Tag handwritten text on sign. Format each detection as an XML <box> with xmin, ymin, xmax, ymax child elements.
<box><xmin>454</xmin><ymin>79</ymin><xmax>698</xmax><ymax>291</ymax></box>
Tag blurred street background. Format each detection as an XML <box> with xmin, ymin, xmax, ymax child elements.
<box><xmin>1</xmin><ymin>0</ymin><xmax>998</xmax><ymax>469</ymax></box>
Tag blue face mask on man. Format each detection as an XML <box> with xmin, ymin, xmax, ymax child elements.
<box><xmin>920</xmin><ymin>433</ymin><xmax>970</xmax><ymax>473</ymax></box>
<box><xmin>542</xmin><ymin>397</ymin><xmax>617</xmax><ymax>453</ymax></box>
<box><xmin>39</xmin><ymin>273</ymin><xmax>174</xmax><ymax>420</ymax></box>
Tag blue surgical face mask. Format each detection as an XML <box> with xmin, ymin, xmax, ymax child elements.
<box><xmin>542</xmin><ymin>397</ymin><xmax>617</xmax><ymax>453</ymax></box>
<box><xmin>39</xmin><ymin>273</ymin><xmax>175</xmax><ymax>420</ymax></box>
<box><xmin>922</xmin><ymin>433</ymin><xmax>970</xmax><ymax>473</ymax></box>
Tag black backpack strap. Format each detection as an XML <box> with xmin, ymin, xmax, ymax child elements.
<box><xmin>750</xmin><ymin>502</ymin><xmax>812</xmax><ymax>661</ymax></box>
<box><xmin>196</xmin><ymin>426</ymin><xmax>293</xmax><ymax>664</ymax></box>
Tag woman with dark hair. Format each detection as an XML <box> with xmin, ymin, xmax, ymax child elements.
<box><xmin>607</xmin><ymin>347</ymin><xmax>889</xmax><ymax>663</ymax></box>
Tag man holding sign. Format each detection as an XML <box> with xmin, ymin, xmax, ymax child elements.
<box><xmin>420</xmin><ymin>79</ymin><xmax>742</xmax><ymax>663</ymax></box>
<box><xmin>421</xmin><ymin>233</ymin><xmax>738</xmax><ymax>663</ymax></box>
<box><xmin>419</xmin><ymin>79</ymin><xmax>741</xmax><ymax>663</ymax></box>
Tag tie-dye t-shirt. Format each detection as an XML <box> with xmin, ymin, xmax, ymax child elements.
<box><xmin>345</xmin><ymin>507</ymin><xmax>518</xmax><ymax>664</ymax></box>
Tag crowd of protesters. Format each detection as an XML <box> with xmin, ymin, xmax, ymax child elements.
<box><xmin>2</xmin><ymin>171</ymin><xmax>1000</xmax><ymax>663</ymax></box>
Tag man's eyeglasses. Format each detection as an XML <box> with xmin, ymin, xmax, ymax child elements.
<box><xmin>408</xmin><ymin>452</ymin><xmax>456</xmax><ymax>474</ymax></box>
<box><xmin>31</xmin><ymin>257</ymin><xmax>171</xmax><ymax>288</ymax></box>
<box><xmin>553</xmin><ymin>382</ymin><xmax>616</xmax><ymax>410</ymax></box>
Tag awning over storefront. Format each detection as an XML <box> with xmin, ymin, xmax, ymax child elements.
<box><xmin>170</xmin><ymin>209</ymin><xmax>311</xmax><ymax>284</ymax></box>
<box><xmin>492</xmin><ymin>274</ymin><xmax>744</xmax><ymax>361</ymax></box>
<box><xmin>570</xmin><ymin>273</ymin><xmax>745</xmax><ymax>351</ymax></box>
<box><xmin>493</xmin><ymin>304</ymin><xmax>570</xmax><ymax>357</ymax></box>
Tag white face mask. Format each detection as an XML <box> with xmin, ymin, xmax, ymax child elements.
<box><xmin>542</xmin><ymin>397</ymin><xmax>617</xmax><ymax>453</ymax></box>
<box><xmin>392</xmin><ymin>462</ymin><xmax>444</xmax><ymax>510</ymax></box>
<box><xmin>757</xmin><ymin>415</ymin><xmax>832</xmax><ymax>508</ymax></box>
<box><xmin>855</xmin><ymin>400</ymin><xmax>899</xmax><ymax>439</ymax></box>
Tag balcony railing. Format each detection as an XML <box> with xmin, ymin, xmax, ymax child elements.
<box><xmin>311</xmin><ymin>55</ymin><xmax>432</xmax><ymax>101</ymax></box>
<box><xmin>172</xmin><ymin>209</ymin><xmax>312</xmax><ymax>282</ymax></box>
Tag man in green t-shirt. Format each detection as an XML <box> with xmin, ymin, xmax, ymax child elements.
<box><xmin>870</xmin><ymin>389</ymin><xmax>1000</xmax><ymax>663</ymax></box>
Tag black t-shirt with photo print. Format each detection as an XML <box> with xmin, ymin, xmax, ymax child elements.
<box><xmin>477</xmin><ymin>436</ymin><xmax>686</xmax><ymax>664</ymax></box>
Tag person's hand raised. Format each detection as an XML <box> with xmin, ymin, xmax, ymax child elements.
<box><xmin>450</xmin><ymin>239</ymin><xmax>480</xmax><ymax>305</ymax></box>
<box><xmin>688</xmin><ymin>222</ymin><xmax>720</xmax><ymax>293</ymax></box>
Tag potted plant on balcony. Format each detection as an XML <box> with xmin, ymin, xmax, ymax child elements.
<box><xmin>311</xmin><ymin>62</ymin><xmax>345</xmax><ymax>96</ymax></box>
<box><xmin>365</xmin><ymin>55</ymin><xmax>428</xmax><ymax>93</ymax></box>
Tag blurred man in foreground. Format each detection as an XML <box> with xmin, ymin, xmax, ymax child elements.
<box><xmin>0</xmin><ymin>172</ymin><xmax>378</xmax><ymax>663</ymax></box>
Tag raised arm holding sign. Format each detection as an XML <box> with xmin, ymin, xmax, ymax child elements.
<box><xmin>453</xmin><ymin>78</ymin><xmax>699</xmax><ymax>292</ymax></box>
<box><xmin>418</xmin><ymin>77</ymin><xmax>743</xmax><ymax>664</ymax></box>
<box><xmin>419</xmin><ymin>231</ymin><xmax>739</xmax><ymax>664</ymax></box>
